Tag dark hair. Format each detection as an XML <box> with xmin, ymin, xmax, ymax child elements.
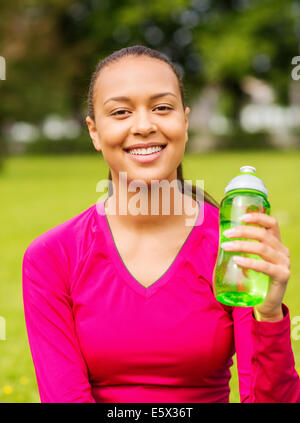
<box><xmin>87</xmin><ymin>45</ymin><xmax>219</xmax><ymax>209</ymax></box>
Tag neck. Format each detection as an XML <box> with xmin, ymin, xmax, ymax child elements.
<box><xmin>104</xmin><ymin>185</ymin><xmax>199</xmax><ymax>232</ymax></box>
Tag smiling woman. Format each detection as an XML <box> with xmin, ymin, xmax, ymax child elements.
<box><xmin>86</xmin><ymin>45</ymin><xmax>219</xmax><ymax>209</ymax></box>
<box><xmin>22</xmin><ymin>45</ymin><xmax>300</xmax><ymax>404</ymax></box>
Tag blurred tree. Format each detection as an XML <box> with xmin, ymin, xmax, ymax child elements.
<box><xmin>193</xmin><ymin>0</ymin><xmax>299</xmax><ymax>136</ymax></box>
<box><xmin>0</xmin><ymin>0</ymin><xmax>299</xmax><ymax>158</ymax></box>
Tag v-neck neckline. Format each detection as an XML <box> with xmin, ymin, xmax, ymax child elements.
<box><xmin>95</xmin><ymin>199</ymin><xmax>202</xmax><ymax>299</ymax></box>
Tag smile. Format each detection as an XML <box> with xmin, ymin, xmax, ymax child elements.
<box><xmin>126</xmin><ymin>145</ymin><xmax>166</xmax><ymax>155</ymax></box>
<box><xmin>124</xmin><ymin>144</ymin><xmax>167</xmax><ymax>163</ymax></box>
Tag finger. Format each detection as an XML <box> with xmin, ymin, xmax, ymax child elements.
<box><xmin>223</xmin><ymin>226</ymin><xmax>284</xmax><ymax>252</ymax></box>
<box><xmin>240</xmin><ymin>213</ymin><xmax>291</xmax><ymax>258</ymax></box>
<box><xmin>232</xmin><ymin>256</ymin><xmax>290</xmax><ymax>284</ymax></box>
<box><xmin>284</xmin><ymin>245</ymin><xmax>291</xmax><ymax>258</ymax></box>
<box><xmin>240</xmin><ymin>212</ymin><xmax>282</xmax><ymax>241</ymax></box>
<box><xmin>221</xmin><ymin>240</ymin><xmax>289</xmax><ymax>266</ymax></box>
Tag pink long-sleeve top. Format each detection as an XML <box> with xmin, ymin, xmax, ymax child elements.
<box><xmin>22</xmin><ymin>199</ymin><xmax>300</xmax><ymax>403</ymax></box>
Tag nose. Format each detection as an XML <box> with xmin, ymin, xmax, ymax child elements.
<box><xmin>130</xmin><ymin>108</ymin><xmax>157</xmax><ymax>137</ymax></box>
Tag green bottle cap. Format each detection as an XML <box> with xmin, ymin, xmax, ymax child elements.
<box><xmin>225</xmin><ymin>166</ymin><xmax>268</xmax><ymax>197</ymax></box>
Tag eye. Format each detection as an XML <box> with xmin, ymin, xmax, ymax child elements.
<box><xmin>111</xmin><ymin>109</ymin><xmax>130</xmax><ymax>116</ymax></box>
<box><xmin>154</xmin><ymin>106</ymin><xmax>173</xmax><ymax>112</ymax></box>
<box><xmin>110</xmin><ymin>105</ymin><xmax>173</xmax><ymax>117</ymax></box>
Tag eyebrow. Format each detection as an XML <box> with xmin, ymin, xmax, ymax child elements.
<box><xmin>103</xmin><ymin>92</ymin><xmax>177</xmax><ymax>106</ymax></box>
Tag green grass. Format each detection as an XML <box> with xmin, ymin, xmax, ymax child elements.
<box><xmin>0</xmin><ymin>151</ymin><xmax>299</xmax><ymax>403</ymax></box>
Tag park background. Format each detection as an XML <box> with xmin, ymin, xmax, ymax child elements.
<box><xmin>0</xmin><ymin>0</ymin><xmax>300</xmax><ymax>402</ymax></box>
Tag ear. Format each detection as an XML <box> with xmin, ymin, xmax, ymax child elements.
<box><xmin>184</xmin><ymin>106</ymin><xmax>190</xmax><ymax>144</ymax></box>
<box><xmin>86</xmin><ymin>116</ymin><xmax>102</xmax><ymax>151</ymax></box>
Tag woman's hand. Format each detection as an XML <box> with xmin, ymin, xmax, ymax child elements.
<box><xmin>221</xmin><ymin>212</ymin><xmax>291</xmax><ymax>322</ymax></box>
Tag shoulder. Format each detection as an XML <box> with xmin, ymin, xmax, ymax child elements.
<box><xmin>203</xmin><ymin>201</ymin><xmax>219</xmax><ymax>225</ymax></box>
<box><xmin>199</xmin><ymin>201</ymin><xmax>219</xmax><ymax>246</ymax></box>
<box><xmin>23</xmin><ymin>203</ymin><xmax>98</xmax><ymax>265</ymax></box>
<box><xmin>188</xmin><ymin>201</ymin><xmax>219</xmax><ymax>283</ymax></box>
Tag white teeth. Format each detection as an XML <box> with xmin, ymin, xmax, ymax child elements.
<box><xmin>128</xmin><ymin>145</ymin><xmax>164</xmax><ymax>155</ymax></box>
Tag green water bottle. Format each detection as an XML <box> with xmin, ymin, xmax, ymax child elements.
<box><xmin>213</xmin><ymin>165</ymin><xmax>271</xmax><ymax>307</ymax></box>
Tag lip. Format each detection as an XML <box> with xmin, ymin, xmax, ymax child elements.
<box><xmin>124</xmin><ymin>144</ymin><xmax>167</xmax><ymax>164</ymax></box>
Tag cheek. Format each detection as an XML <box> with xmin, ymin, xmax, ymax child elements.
<box><xmin>98</xmin><ymin>119</ymin><xmax>128</xmax><ymax>149</ymax></box>
<box><xmin>163</xmin><ymin>115</ymin><xmax>187</xmax><ymax>142</ymax></box>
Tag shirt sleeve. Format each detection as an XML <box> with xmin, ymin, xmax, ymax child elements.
<box><xmin>22</xmin><ymin>241</ymin><xmax>96</xmax><ymax>403</ymax></box>
<box><xmin>233</xmin><ymin>303</ymin><xmax>300</xmax><ymax>403</ymax></box>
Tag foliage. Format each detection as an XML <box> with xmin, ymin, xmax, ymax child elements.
<box><xmin>215</xmin><ymin>129</ymin><xmax>275</xmax><ymax>151</ymax></box>
<box><xmin>0</xmin><ymin>0</ymin><xmax>298</xmax><ymax>158</ymax></box>
<box><xmin>25</xmin><ymin>133</ymin><xmax>94</xmax><ymax>155</ymax></box>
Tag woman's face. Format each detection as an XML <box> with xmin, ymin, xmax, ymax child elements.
<box><xmin>86</xmin><ymin>55</ymin><xmax>190</xmax><ymax>186</ymax></box>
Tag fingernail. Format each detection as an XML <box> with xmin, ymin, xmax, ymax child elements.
<box><xmin>240</xmin><ymin>214</ymin><xmax>253</xmax><ymax>221</ymax></box>
<box><xmin>221</xmin><ymin>242</ymin><xmax>234</xmax><ymax>249</ymax></box>
<box><xmin>223</xmin><ymin>229</ymin><xmax>236</xmax><ymax>237</ymax></box>
<box><xmin>233</xmin><ymin>256</ymin><xmax>245</xmax><ymax>263</ymax></box>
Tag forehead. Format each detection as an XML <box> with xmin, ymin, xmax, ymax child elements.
<box><xmin>94</xmin><ymin>56</ymin><xmax>180</xmax><ymax>104</ymax></box>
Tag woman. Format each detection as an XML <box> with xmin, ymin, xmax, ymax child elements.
<box><xmin>22</xmin><ymin>45</ymin><xmax>300</xmax><ymax>403</ymax></box>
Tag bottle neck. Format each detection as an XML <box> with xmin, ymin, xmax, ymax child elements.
<box><xmin>225</xmin><ymin>188</ymin><xmax>268</xmax><ymax>200</ymax></box>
